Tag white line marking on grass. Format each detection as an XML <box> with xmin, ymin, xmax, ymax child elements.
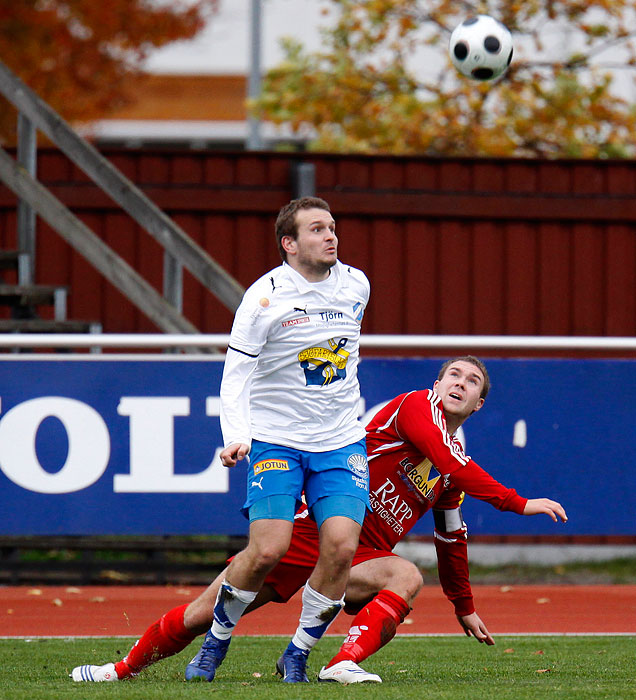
<box><xmin>2</xmin><ymin>632</ymin><xmax>635</xmax><ymax>639</ymax></box>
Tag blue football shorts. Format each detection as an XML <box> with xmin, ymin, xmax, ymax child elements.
<box><xmin>243</xmin><ymin>437</ymin><xmax>369</xmax><ymax>524</ymax></box>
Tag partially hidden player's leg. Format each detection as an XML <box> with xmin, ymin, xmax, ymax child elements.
<box><xmin>116</xmin><ymin>571</ymin><xmax>282</xmax><ymax>679</ymax></box>
<box><xmin>318</xmin><ymin>555</ymin><xmax>421</xmax><ymax>684</ymax></box>
<box><xmin>344</xmin><ymin>554</ymin><xmax>423</xmax><ymax>609</ymax></box>
<box><xmin>71</xmin><ymin>568</ymin><xmax>280</xmax><ymax>682</ymax></box>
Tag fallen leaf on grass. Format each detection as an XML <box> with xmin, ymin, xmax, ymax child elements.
<box><xmin>533</xmin><ymin>650</ymin><xmax>544</xmax><ymax>655</ymax></box>
<box><xmin>504</xmin><ymin>648</ymin><xmax>514</xmax><ymax>654</ymax></box>
<box><xmin>536</xmin><ymin>668</ymin><xmax>552</xmax><ymax>673</ymax></box>
<box><xmin>252</xmin><ymin>672</ymin><xmax>262</xmax><ymax>678</ymax></box>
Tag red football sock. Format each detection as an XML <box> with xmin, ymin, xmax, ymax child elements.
<box><xmin>326</xmin><ymin>589</ymin><xmax>410</xmax><ymax>668</ymax></box>
<box><xmin>114</xmin><ymin>604</ymin><xmax>197</xmax><ymax>678</ymax></box>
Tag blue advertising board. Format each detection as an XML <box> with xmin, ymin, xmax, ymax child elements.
<box><xmin>0</xmin><ymin>356</ymin><xmax>633</xmax><ymax>536</ymax></box>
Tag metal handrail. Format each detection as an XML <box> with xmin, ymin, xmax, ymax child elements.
<box><xmin>0</xmin><ymin>333</ymin><xmax>633</xmax><ymax>351</ymax></box>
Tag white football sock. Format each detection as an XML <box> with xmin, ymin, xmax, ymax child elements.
<box><xmin>290</xmin><ymin>582</ymin><xmax>344</xmax><ymax>651</ymax></box>
<box><xmin>211</xmin><ymin>579</ymin><xmax>257</xmax><ymax>640</ymax></box>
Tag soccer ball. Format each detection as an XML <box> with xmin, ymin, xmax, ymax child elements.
<box><xmin>449</xmin><ymin>15</ymin><xmax>513</xmax><ymax>81</ymax></box>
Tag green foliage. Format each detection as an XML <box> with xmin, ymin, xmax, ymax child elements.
<box><xmin>253</xmin><ymin>0</ymin><xmax>636</xmax><ymax>157</ymax></box>
<box><xmin>1</xmin><ymin>635</ymin><xmax>635</xmax><ymax>699</ymax></box>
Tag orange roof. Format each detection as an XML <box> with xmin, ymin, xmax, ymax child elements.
<box><xmin>111</xmin><ymin>74</ymin><xmax>248</xmax><ymax>121</ymax></box>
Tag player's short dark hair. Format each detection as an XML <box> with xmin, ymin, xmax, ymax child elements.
<box><xmin>437</xmin><ymin>355</ymin><xmax>490</xmax><ymax>399</ymax></box>
<box><xmin>275</xmin><ymin>196</ymin><xmax>331</xmax><ymax>261</ymax></box>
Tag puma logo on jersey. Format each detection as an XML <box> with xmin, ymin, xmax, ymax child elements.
<box><xmin>251</xmin><ymin>477</ymin><xmax>264</xmax><ymax>490</ymax></box>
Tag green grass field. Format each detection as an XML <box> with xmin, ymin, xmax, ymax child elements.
<box><xmin>1</xmin><ymin>635</ymin><xmax>634</xmax><ymax>700</ymax></box>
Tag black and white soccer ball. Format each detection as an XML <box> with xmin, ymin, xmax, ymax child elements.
<box><xmin>449</xmin><ymin>15</ymin><xmax>513</xmax><ymax>81</ymax></box>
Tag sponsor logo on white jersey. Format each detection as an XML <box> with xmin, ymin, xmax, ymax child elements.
<box><xmin>282</xmin><ymin>316</ymin><xmax>310</xmax><ymax>328</ymax></box>
<box><xmin>298</xmin><ymin>337</ymin><xmax>350</xmax><ymax>386</ymax></box>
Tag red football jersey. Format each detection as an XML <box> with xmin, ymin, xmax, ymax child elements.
<box><xmin>361</xmin><ymin>389</ymin><xmax>526</xmax><ymax>550</ymax></box>
<box><xmin>284</xmin><ymin>389</ymin><xmax>527</xmax><ymax>616</ymax></box>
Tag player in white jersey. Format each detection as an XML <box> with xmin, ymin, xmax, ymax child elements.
<box><xmin>185</xmin><ymin>196</ymin><xmax>372</xmax><ymax>684</ymax></box>
<box><xmin>221</xmin><ymin>255</ymin><xmax>369</xmax><ymax>452</ymax></box>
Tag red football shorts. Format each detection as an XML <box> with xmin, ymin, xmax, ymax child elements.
<box><xmin>262</xmin><ymin>516</ymin><xmax>398</xmax><ymax>603</ymax></box>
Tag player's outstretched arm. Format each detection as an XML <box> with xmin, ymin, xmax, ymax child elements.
<box><xmin>522</xmin><ymin>498</ymin><xmax>567</xmax><ymax>522</ymax></box>
<box><xmin>456</xmin><ymin>612</ymin><xmax>495</xmax><ymax>645</ymax></box>
<box><xmin>220</xmin><ymin>442</ymin><xmax>250</xmax><ymax>467</ymax></box>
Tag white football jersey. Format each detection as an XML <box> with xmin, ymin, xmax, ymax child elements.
<box><xmin>220</xmin><ymin>260</ymin><xmax>370</xmax><ymax>451</ymax></box>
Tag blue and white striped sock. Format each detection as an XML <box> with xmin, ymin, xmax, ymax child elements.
<box><xmin>288</xmin><ymin>582</ymin><xmax>344</xmax><ymax>651</ymax></box>
<box><xmin>210</xmin><ymin>579</ymin><xmax>257</xmax><ymax>641</ymax></box>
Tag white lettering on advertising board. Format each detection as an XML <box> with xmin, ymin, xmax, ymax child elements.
<box><xmin>0</xmin><ymin>396</ymin><xmax>228</xmax><ymax>495</ymax></box>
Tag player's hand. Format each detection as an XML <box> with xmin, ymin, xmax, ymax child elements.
<box><xmin>523</xmin><ymin>498</ymin><xmax>568</xmax><ymax>523</ymax></box>
<box><xmin>457</xmin><ymin>612</ymin><xmax>495</xmax><ymax>645</ymax></box>
<box><xmin>220</xmin><ymin>443</ymin><xmax>250</xmax><ymax>467</ymax></box>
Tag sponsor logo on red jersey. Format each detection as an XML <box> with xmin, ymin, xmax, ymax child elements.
<box><xmin>369</xmin><ymin>476</ymin><xmax>415</xmax><ymax>536</ymax></box>
<box><xmin>400</xmin><ymin>457</ymin><xmax>441</xmax><ymax>502</ymax></box>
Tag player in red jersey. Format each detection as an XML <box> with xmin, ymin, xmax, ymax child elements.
<box><xmin>71</xmin><ymin>356</ymin><xmax>567</xmax><ymax>685</ymax></box>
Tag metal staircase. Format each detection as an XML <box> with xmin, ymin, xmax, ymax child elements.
<box><xmin>0</xmin><ymin>249</ymin><xmax>101</xmax><ymax>336</ymax></box>
<box><xmin>0</xmin><ymin>59</ymin><xmax>245</xmax><ymax>352</ymax></box>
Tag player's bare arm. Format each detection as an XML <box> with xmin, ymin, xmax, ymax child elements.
<box><xmin>220</xmin><ymin>442</ymin><xmax>250</xmax><ymax>467</ymax></box>
<box><xmin>523</xmin><ymin>498</ymin><xmax>567</xmax><ymax>522</ymax></box>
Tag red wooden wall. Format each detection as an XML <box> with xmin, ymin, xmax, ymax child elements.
<box><xmin>0</xmin><ymin>148</ymin><xmax>635</xmax><ymax>340</ymax></box>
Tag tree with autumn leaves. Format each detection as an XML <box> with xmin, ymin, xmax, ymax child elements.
<box><xmin>254</xmin><ymin>0</ymin><xmax>636</xmax><ymax>157</ymax></box>
<box><xmin>0</xmin><ymin>0</ymin><xmax>217</xmax><ymax>143</ymax></box>
<box><xmin>3</xmin><ymin>0</ymin><xmax>636</xmax><ymax>157</ymax></box>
